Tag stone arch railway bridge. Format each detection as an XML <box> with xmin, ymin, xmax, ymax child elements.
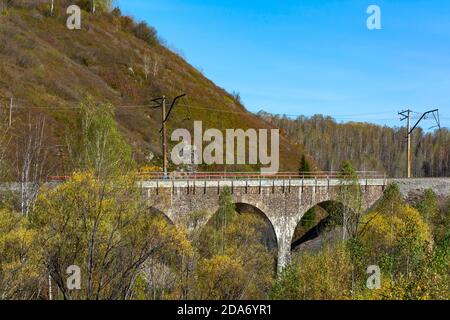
<box><xmin>140</xmin><ymin>172</ymin><xmax>450</xmax><ymax>271</ymax></box>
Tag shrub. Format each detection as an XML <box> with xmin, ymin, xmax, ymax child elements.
<box><xmin>76</xmin><ymin>0</ymin><xmax>112</xmax><ymax>13</ymax></box>
<box><xmin>110</xmin><ymin>6</ymin><xmax>121</xmax><ymax>17</ymax></box>
<box><xmin>271</xmin><ymin>243</ymin><xmax>353</xmax><ymax>300</ymax></box>
<box><xmin>119</xmin><ymin>15</ymin><xmax>134</xmax><ymax>32</ymax></box>
<box><xmin>230</xmin><ymin>91</ymin><xmax>242</xmax><ymax>105</ymax></box>
<box><xmin>360</xmin><ymin>204</ymin><xmax>432</xmax><ymax>276</ymax></box>
<box><xmin>77</xmin><ymin>0</ymin><xmax>92</xmax><ymax>12</ymax></box>
<box><xmin>132</xmin><ymin>22</ymin><xmax>158</xmax><ymax>46</ymax></box>
<box><xmin>16</xmin><ymin>51</ymin><xmax>39</xmax><ymax>68</ymax></box>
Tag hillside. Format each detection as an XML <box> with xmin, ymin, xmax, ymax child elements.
<box><xmin>258</xmin><ymin>112</ymin><xmax>450</xmax><ymax>177</ymax></box>
<box><xmin>0</xmin><ymin>2</ymin><xmax>305</xmax><ymax>176</ymax></box>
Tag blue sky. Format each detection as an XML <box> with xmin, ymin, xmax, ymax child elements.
<box><xmin>117</xmin><ymin>0</ymin><xmax>450</xmax><ymax>129</ymax></box>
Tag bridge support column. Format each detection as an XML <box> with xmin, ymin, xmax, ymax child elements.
<box><xmin>277</xmin><ymin>236</ymin><xmax>291</xmax><ymax>274</ymax></box>
<box><xmin>274</xmin><ymin>221</ymin><xmax>296</xmax><ymax>274</ymax></box>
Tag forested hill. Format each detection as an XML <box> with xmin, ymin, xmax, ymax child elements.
<box><xmin>258</xmin><ymin>112</ymin><xmax>450</xmax><ymax>178</ymax></box>
<box><xmin>0</xmin><ymin>1</ymin><xmax>303</xmax><ymax>174</ymax></box>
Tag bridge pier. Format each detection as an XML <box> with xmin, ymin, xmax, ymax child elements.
<box><xmin>274</xmin><ymin>220</ymin><xmax>297</xmax><ymax>273</ymax></box>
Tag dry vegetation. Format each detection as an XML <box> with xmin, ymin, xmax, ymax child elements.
<box><xmin>0</xmin><ymin>1</ymin><xmax>304</xmax><ymax>174</ymax></box>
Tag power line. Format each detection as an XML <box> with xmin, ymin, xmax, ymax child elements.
<box><xmin>0</xmin><ymin>97</ymin><xmax>407</xmax><ymax>117</ymax></box>
<box><xmin>1</xmin><ymin>97</ymin><xmax>447</xmax><ymax>124</ymax></box>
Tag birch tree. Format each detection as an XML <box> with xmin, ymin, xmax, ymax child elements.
<box><xmin>15</xmin><ymin>115</ymin><xmax>50</xmax><ymax>215</ymax></box>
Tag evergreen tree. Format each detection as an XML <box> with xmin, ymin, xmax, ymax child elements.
<box><xmin>299</xmin><ymin>154</ymin><xmax>311</xmax><ymax>174</ymax></box>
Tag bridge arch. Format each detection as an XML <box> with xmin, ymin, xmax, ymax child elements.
<box><xmin>291</xmin><ymin>200</ymin><xmax>355</xmax><ymax>252</ymax></box>
<box><xmin>148</xmin><ymin>206</ymin><xmax>175</xmax><ymax>226</ymax></box>
<box><xmin>234</xmin><ymin>202</ymin><xmax>278</xmax><ymax>252</ymax></box>
<box><xmin>194</xmin><ymin>201</ymin><xmax>279</xmax><ymax>272</ymax></box>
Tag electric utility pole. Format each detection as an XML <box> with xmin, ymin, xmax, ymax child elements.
<box><xmin>399</xmin><ymin>109</ymin><xmax>412</xmax><ymax>178</ymax></box>
<box><xmin>399</xmin><ymin>108</ymin><xmax>440</xmax><ymax>178</ymax></box>
<box><xmin>151</xmin><ymin>94</ymin><xmax>186</xmax><ymax>178</ymax></box>
<box><xmin>162</xmin><ymin>96</ymin><xmax>167</xmax><ymax>178</ymax></box>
